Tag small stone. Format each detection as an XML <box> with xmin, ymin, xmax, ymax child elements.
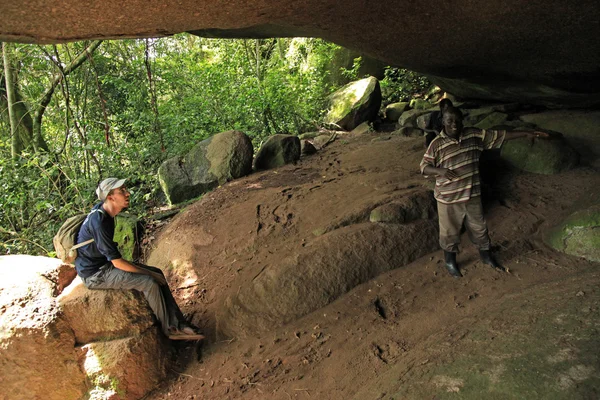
<box><xmin>576</xmin><ymin>291</ymin><xmax>585</xmax><ymax>297</ymax></box>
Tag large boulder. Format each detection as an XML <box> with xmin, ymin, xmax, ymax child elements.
<box><xmin>324</xmin><ymin>76</ymin><xmax>382</xmax><ymax>131</ymax></box>
<box><xmin>398</xmin><ymin>109</ymin><xmax>432</xmax><ymax>128</ymax></box>
<box><xmin>253</xmin><ymin>134</ymin><xmax>301</xmax><ymax>170</ymax></box>
<box><xmin>544</xmin><ymin>205</ymin><xmax>600</xmax><ymax>262</ymax></box>
<box><xmin>218</xmin><ymin>219</ymin><xmax>439</xmax><ymax>338</ymax></box>
<box><xmin>385</xmin><ymin>102</ymin><xmax>410</xmax><ymax>122</ymax></box>
<box><xmin>520</xmin><ymin>110</ymin><xmax>600</xmax><ymax>167</ymax></box>
<box><xmin>158</xmin><ymin>130</ymin><xmax>253</xmax><ymax>205</ymax></box>
<box><xmin>79</xmin><ymin>328</ymin><xmax>169</xmax><ymax>400</ymax></box>
<box><xmin>0</xmin><ymin>256</ymin><xmax>170</xmax><ymax>400</ymax></box>
<box><xmin>0</xmin><ymin>256</ymin><xmax>87</xmax><ymax>400</ymax></box>
<box><xmin>500</xmin><ymin>136</ymin><xmax>580</xmax><ymax>174</ymax></box>
<box><xmin>58</xmin><ymin>277</ymin><xmax>155</xmax><ymax>344</ymax></box>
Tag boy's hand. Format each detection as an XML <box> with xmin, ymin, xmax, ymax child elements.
<box><xmin>531</xmin><ymin>131</ymin><xmax>550</xmax><ymax>139</ymax></box>
<box><xmin>439</xmin><ymin>168</ymin><xmax>459</xmax><ymax>180</ymax></box>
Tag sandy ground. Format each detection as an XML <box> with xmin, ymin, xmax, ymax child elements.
<box><xmin>142</xmin><ymin>131</ymin><xmax>600</xmax><ymax>400</ymax></box>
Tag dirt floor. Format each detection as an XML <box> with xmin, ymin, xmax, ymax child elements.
<box><xmin>143</xmin><ymin>131</ymin><xmax>600</xmax><ymax>400</ymax></box>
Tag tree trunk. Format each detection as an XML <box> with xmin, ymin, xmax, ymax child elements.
<box><xmin>2</xmin><ymin>42</ymin><xmax>22</xmax><ymax>158</ymax></box>
<box><xmin>32</xmin><ymin>40</ymin><xmax>101</xmax><ymax>152</ymax></box>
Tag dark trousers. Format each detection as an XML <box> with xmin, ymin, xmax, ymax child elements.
<box><xmin>437</xmin><ymin>197</ymin><xmax>491</xmax><ymax>253</ymax></box>
<box><xmin>82</xmin><ymin>263</ymin><xmax>185</xmax><ymax>335</ymax></box>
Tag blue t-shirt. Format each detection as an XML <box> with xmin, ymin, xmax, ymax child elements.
<box><xmin>74</xmin><ymin>203</ymin><xmax>122</xmax><ymax>278</ymax></box>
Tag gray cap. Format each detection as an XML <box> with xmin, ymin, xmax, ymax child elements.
<box><xmin>96</xmin><ymin>178</ymin><xmax>126</xmax><ymax>201</ymax></box>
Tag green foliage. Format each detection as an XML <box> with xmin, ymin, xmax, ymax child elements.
<box><xmin>0</xmin><ymin>36</ymin><xmax>434</xmax><ymax>256</ymax></box>
<box><xmin>0</xmin><ymin>35</ymin><xmax>344</xmax><ymax>255</ymax></box>
<box><xmin>340</xmin><ymin>56</ymin><xmax>363</xmax><ymax>81</ymax></box>
<box><xmin>379</xmin><ymin>66</ymin><xmax>432</xmax><ymax>104</ymax></box>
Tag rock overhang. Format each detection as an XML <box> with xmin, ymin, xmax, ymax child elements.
<box><xmin>1</xmin><ymin>0</ymin><xmax>599</xmax><ymax>107</ymax></box>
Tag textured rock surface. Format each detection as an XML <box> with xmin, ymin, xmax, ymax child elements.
<box><xmin>370</xmin><ymin>190</ymin><xmax>436</xmax><ymax>223</ymax></box>
<box><xmin>1</xmin><ymin>256</ymin><xmax>170</xmax><ymax>400</ymax></box>
<box><xmin>520</xmin><ymin>110</ymin><xmax>600</xmax><ymax>167</ymax></box>
<box><xmin>500</xmin><ymin>136</ymin><xmax>579</xmax><ymax>174</ymax></box>
<box><xmin>218</xmin><ymin>220</ymin><xmax>439</xmax><ymax>337</ymax></box>
<box><xmin>58</xmin><ymin>276</ymin><xmax>155</xmax><ymax>344</ymax></box>
<box><xmin>158</xmin><ymin>130</ymin><xmax>253</xmax><ymax>204</ymax></box>
<box><xmin>80</xmin><ymin>327</ymin><xmax>169</xmax><ymax>400</ymax></box>
<box><xmin>0</xmin><ymin>256</ymin><xmax>87</xmax><ymax>400</ymax></box>
<box><xmin>2</xmin><ymin>1</ymin><xmax>598</xmax><ymax>106</ymax></box>
<box><xmin>544</xmin><ymin>205</ymin><xmax>600</xmax><ymax>262</ymax></box>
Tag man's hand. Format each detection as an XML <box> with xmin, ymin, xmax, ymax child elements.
<box><xmin>148</xmin><ymin>271</ymin><xmax>168</xmax><ymax>286</ymax></box>
<box><xmin>439</xmin><ymin>168</ymin><xmax>459</xmax><ymax>180</ymax></box>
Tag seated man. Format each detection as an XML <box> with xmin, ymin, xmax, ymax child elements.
<box><xmin>75</xmin><ymin>177</ymin><xmax>202</xmax><ymax>340</ymax></box>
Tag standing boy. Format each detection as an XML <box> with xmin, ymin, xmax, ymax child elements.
<box><xmin>420</xmin><ymin>107</ymin><xmax>547</xmax><ymax>277</ymax></box>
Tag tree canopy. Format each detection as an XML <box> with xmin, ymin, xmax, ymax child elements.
<box><xmin>0</xmin><ymin>34</ymin><xmax>430</xmax><ymax>256</ymax></box>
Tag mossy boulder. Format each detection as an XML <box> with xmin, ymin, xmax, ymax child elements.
<box><xmin>409</xmin><ymin>98</ymin><xmax>432</xmax><ymax>110</ymax></box>
<box><xmin>253</xmin><ymin>134</ymin><xmax>301</xmax><ymax>170</ymax></box>
<box><xmin>473</xmin><ymin>112</ymin><xmax>509</xmax><ymax>129</ymax></box>
<box><xmin>520</xmin><ymin>110</ymin><xmax>600</xmax><ymax>166</ymax></box>
<box><xmin>398</xmin><ymin>109</ymin><xmax>431</xmax><ymax>127</ymax></box>
<box><xmin>544</xmin><ymin>205</ymin><xmax>600</xmax><ymax>262</ymax></box>
<box><xmin>158</xmin><ymin>130</ymin><xmax>253</xmax><ymax>205</ymax></box>
<box><xmin>385</xmin><ymin>102</ymin><xmax>410</xmax><ymax>121</ymax></box>
<box><xmin>324</xmin><ymin>76</ymin><xmax>382</xmax><ymax>131</ymax></box>
<box><xmin>351</xmin><ymin>121</ymin><xmax>371</xmax><ymax>135</ymax></box>
<box><xmin>500</xmin><ymin>136</ymin><xmax>579</xmax><ymax>174</ymax></box>
<box><xmin>114</xmin><ymin>214</ymin><xmax>139</xmax><ymax>262</ymax></box>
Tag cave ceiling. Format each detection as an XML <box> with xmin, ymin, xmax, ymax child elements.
<box><xmin>1</xmin><ymin>0</ymin><xmax>599</xmax><ymax>107</ymax></box>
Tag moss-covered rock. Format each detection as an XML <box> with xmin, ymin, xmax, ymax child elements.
<box><xmin>544</xmin><ymin>205</ymin><xmax>600</xmax><ymax>262</ymax></box>
<box><xmin>474</xmin><ymin>112</ymin><xmax>508</xmax><ymax>129</ymax></box>
<box><xmin>520</xmin><ymin>110</ymin><xmax>600</xmax><ymax>167</ymax></box>
<box><xmin>324</xmin><ymin>76</ymin><xmax>382</xmax><ymax>131</ymax></box>
<box><xmin>114</xmin><ymin>214</ymin><xmax>138</xmax><ymax>262</ymax></box>
<box><xmin>253</xmin><ymin>134</ymin><xmax>301</xmax><ymax>170</ymax></box>
<box><xmin>385</xmin><ymin>102</ymin><xmax>410</xmax><ymax>122</ymax></box>
<box><xmin>500</xmin><ymin>136</ymin><xmax>579</xmax><ymax>174</ymax></box>
<box><xmin>158</xmin><ymin>130</ymin><xmax>253</xmax><ymax>205</ymax></box>
<box><xmin>351</xmin><ymin>121</ymin><xmax>371</xmax><ymax>135</ymax></box>
<box><xmin>409</xmin><ymin>98</ymin><xmax>432</xmax><ymax>110</ymax></box>
<box><xmin>398</xmin><ymin>109</ymin><xmax>431</xmax><ymax>127</ymax></box>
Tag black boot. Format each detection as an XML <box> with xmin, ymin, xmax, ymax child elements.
<box><xmin>444</xmin><ymin>251</ymin><xmax>463</xmax><ymax>278</ymax></box>
<box><xmin>480</xmin><ymin>249</ymin><xmax>503</xmax><ymax>270</ymax></box>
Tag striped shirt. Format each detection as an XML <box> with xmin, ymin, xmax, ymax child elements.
<box><xmin>420</xmin><ymin>128</ymin><xmax>506</xmax><ymax>204</ymax></box>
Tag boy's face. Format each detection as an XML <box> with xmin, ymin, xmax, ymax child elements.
<box><xmin>442</xmin><ymin>112</ymin><xmax>463</xmax><ymax>139</ymax></box>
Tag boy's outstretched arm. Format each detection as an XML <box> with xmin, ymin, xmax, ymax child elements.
<box><xmin>504</xmin><ymin>130</ymin><xmax>549</xmax><ymax>141</ymax></box>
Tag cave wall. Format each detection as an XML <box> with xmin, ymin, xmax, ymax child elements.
<box><xmin>1</xmin><ymin>0</ymin><xmax>599</xmax><ymax>107</ymax></box>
